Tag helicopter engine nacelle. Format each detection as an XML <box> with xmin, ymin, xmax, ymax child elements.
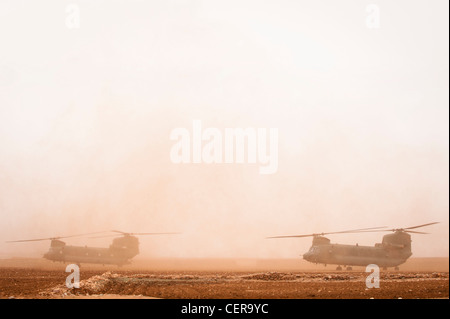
<box><xmin>382</xmin><ymin>232</ymin><xmax>412</xmax><ymax>251</ymax></box>
<box><xmin>312</xmin><ymin>236</ymin><xmax>331</xmax><ymax>246</ymax></box>
<box><xmin>50</xmin><ymin>239</ymin><xmax>66</xmax><ymax>248</ymax></box>
<box><xmin>110</xmin><ymin>235</ymin><xmax>140</xmax><ymax>258</ymax></box>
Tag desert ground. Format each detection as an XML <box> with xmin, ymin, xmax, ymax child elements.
<box><xmin>0</xmin><ymin>257</ymin><xmax>448</xmax><ymax>299</ymax></box>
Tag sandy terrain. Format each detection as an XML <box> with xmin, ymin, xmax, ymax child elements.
<box><xmin>0</xmin><ymin>257</ymin><xmax>448</xmax><ymax>299</ymax></box>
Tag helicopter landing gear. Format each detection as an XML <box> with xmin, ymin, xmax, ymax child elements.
<box><xmin>336</xmin><ymin>266</ymin><xmax>342</xmax><ymax>271</ymax></box>
<box><xmin>346</xmin><ymin>266</ymin><xmax>353</xmax><ymax>271</ymax></box>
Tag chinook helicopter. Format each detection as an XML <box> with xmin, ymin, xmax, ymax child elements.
<box><xmin>267</xmin><ymin>222</ymin><xmax>439</xmax><ymax>270</ymax></box>
<box><xmin>6</xmin><ymin>230</ymin><xmax>179</xmax><ymax>266</ymax></box>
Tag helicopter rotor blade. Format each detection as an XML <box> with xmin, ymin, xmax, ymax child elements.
<box><xmin>89</xmin><ymin>232</ymin><xmax>181</xmax><ymax>239</ymax></box>
<box><xmin>266</xmin><ymin>226</ymin><xmax>388</xmax><ymax>239</ymax></box>
<box><xmin>404</xmin><ymin>230</ymin><xmax>429</xmax><ymax>234</ymax></box>
<box><xmin>88</xmin><ymin>234</ymin><xmax>123</xmax><ymax>239</ymax></box>
<box><xmin>403</xmin><ymin>222</ymin><xmax>439</xmax><ymax>230</ymax></box>
<box><xmin>110</xmin><ymin>230</ymin><xmax>181</xmax><ymax>236</ymax></box>
<box><xmin>56</xmin><ymin>231</ymin><xmax>113</xmax><ymax>239</ymax></box>
<box><xmin>347</xmin><ymin>229</ymin><xmax>391</xmax><ymax>233</ymax></box>
<box><xmin>131</xmin><ymin>232</ymin><xmax>181</xmax><ymax>236</ymax></box>
<box><xmin>6</xmin><ymin>231</ymin><xmax>112</xmax><ymax>243</ymax></box>
<box><xmin>266</xmin><ymin>234</ymin><xmax>316</xmax><ymax>239</ymax></box>
<box><xmin>111</xmin><ymin>230</ymin><xmax>127</xmax><ymax>234</ymax></box>
<box><xmin>349</xmin><ymin>225</ymin><xmax>437</xmax><ymax>234</ymax></box>
<box><xmin>6</xmin><ymin>238</ymin><xmax>57</xmax><ymax>243</ymax></box>
<box><xmin>324</xmin><ymin>226</ymin><xmax>388</xmax><ymax>235</ymax></box>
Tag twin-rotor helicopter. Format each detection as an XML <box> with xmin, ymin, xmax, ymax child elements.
<box><xmin>6</xmin><ymin>230</ymin><xmax>179</xmax><ymax>266</ymax></box>
<box><xmin>267</xmin><ymin>222</ymin><xmax>439</xmax><ymax>270</ymax></box>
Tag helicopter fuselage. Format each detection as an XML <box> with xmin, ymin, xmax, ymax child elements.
<box><xmin>43</xmin><ymin>236</ymin><xmax>140</xmax><ymax>266</ymax></box>
<box><xmin>302</xmin><ymin>232</ymin><xmax>413</xmax><ymax>268</ymax></box>
<box><xmin>44</xmin><ymin>245</ymin><xmax>131</xmax><ymax>266</ymax></box>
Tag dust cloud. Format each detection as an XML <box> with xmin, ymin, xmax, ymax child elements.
<box><xmin>0</xmin><ymin>0</ymin><xmax>448</xmax><ymax>262</ymax></box>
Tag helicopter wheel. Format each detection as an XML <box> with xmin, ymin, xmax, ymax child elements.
<box><xmin>346</xmin><ymin>266</ymin><xmax>352</xmax><ymax>271</ymax></box>
<box><xmin>336</xmin><ymin>266</ymin><xmax>342</xmax><ymax>271</ymax></box>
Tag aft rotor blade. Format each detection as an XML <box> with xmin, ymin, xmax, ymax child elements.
<box><xmin>405</xmin><ymin>230</ymin><xmax>429</xmax><ymax>234</ymax></box>
<box><xmin>357</xmin><ymin>222</ymin><xmax>439</xmax><ymax>233</ymax></box>
<box><xmin>404</xmin><ymin>222</ymin><xmax>439</xmax><ymax>230</ymax></box>
<box><xmin>351</xmin><ymin>229</ymin><xmax>432</xmax><ymax>235</ymax></box>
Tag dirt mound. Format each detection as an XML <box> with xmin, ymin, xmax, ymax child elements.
<box><xmin>240</xmin><ymin>272</ymin><xmax>300</xmax><ymax>281</ymax></box>
<box><xmin>39</xmin><ymin>272</ymin><xmax>122</xmax><ymax>298</ymax></box>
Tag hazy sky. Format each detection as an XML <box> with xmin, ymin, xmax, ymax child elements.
<box><xmin>0</xmin><ymin>0</ymin><xmax>448</xmax><ymax>259</ymax></box>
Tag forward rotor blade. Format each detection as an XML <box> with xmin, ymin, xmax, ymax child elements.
<box><xmin>90</xmin><ymin>232</ymin><xmax>181</xmax><ymax>239</ymax></box>
<box><xmin>266</xmin><ymin>226</ymin><xmax>388</xmax><ymax>239</ymax></box>
<box><xmin>6</xmin><ymin>231</ymin><xmax>112</xmax><ymax>243</ymax></box>
<box><xmin>325</xmin><ymin>226</ymin><xmax>388</xmax><ymax>235</ymax></box>
<box><xmin>266</xmin><ymin>234</ymin><xmax>315</xmax><ymax>239</ymax></box>
<box><xmin>89</xmin><ymin>234</ymin><xmax>122</xmax><ymax>239</ymax></box>
<box><xmin>132</xmin><ymin>232</ymin><xmax>181</xmax><ymax>236</ymax></box>
<box><xmin>348</xmin><ymin>229</ymin><xmax>393</xmax><ymax>233</ymax></box>
<box><xmin>57</xmin><ymin>231</ymin><xmax>112</xmax><ymax>239</ymax></box>
<box><xmin>110</xmin><ymin>230</ymin><xmax>181</xmax><ymax>236</ymax></box>
<box><xmin>6</xmin><ymin>238</ymin><xmax>56</xmax><ymax>243</ymax></box>
<box><xmin>111</xmin><ymin>230</ymin><xmax>127</xmax><ymax>234</ymax></box>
